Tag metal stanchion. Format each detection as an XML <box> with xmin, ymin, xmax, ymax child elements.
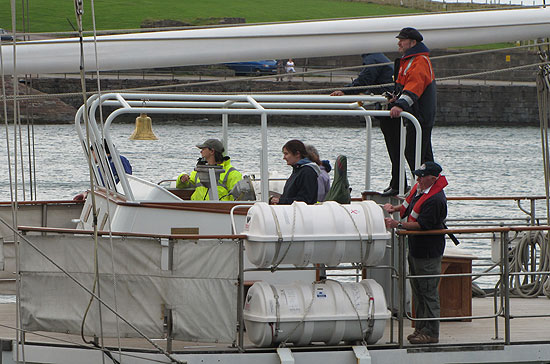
<box><xmin>398</xmin><ymin>233</ymin><xmax>406</xmax><ymax>348</ymax></box>
<box><xmin>237</xmin><ymin>238</ymin><xmax>245</xmax><ymax>350</ymax></box>
<box><xmin>502</xmin><ymin>231</ymin><xmax>511</xmax><ymax>344</ymax></box>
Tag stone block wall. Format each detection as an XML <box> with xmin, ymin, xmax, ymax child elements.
<box><xmin>302</xmin><ymin>49</ymin><xmax>539</xmax><ymax>82</ymax></box>
<box><xmin>436</xmin><ymin>84</ymin><xmax>538</xmax><ymax>125</ymax></box>
<box><xmin>14</xmin><ymin>71</ymin><xmax>542</xmax><ymax>126</ymax></box>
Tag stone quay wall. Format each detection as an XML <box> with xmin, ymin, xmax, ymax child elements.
<box><xmin>23</xmin><ymin>76</ymin><xmax>540</xmax><ymax>126</ymax></box>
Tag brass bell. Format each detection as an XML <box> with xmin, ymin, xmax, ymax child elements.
<box><xmin>130</xmin><ymin>113</ymin><xmax>158</xmax><ymax>140</ymax></box>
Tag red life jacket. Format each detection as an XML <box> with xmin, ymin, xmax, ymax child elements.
<box><xmin>400</xmin><ymin>175</ymin><xmax>448</xmax><ymax>222</ymax></box>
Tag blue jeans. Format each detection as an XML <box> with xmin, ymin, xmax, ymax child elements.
<box><xmin>408</xmin><ymin>254</ymin><xmax>442</xmax><ymax>337</ymax></box>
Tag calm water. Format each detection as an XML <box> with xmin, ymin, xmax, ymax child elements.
<box><xmin>1</xmin><ymin>122</ymin><xmax>547</xmax><ymax>287</ymax></box>
<box><xmin>1</xmin><ymin>123</ymin><xmax>545</xmax><ymax>201</ymax></box>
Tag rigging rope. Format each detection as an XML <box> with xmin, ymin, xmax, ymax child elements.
<box><xmin>535</xmin><ymin>45</ymin><xmax>550</xmax><ymax>298</ymax></box>
<box><xmin>0</xmin><ymin>217</ymin><xmax>186</xmax><ymax>364</ymax></box>
<box><xmin>0</xmin><ymin>320</ymin><xmax>175</xmax><ymax>364</ymax></box>
<box><xmin>72</xmin><ymin>4</ymin><xmax>115</xmax><ymax>364</ymax></box>
<box><xmin>20</xmin><ymin>0</ymin><xmax>37</xmax><ymax>200</ymax></box>
<box><xmin>538</xmin><ymin>49</ymin><xmax>550</xmax><ymax>226</ymax></box>
<box><xmin>69</xmin><ymin>8</ymin><xmax>182</xmax><ymax>362</ymax></box>
<box><xmin>89</xmin><ymin>0</ymin><xmax>125</xmax><ymax>360</ymax></box>
<box><xmin>508</xmin><ymin>48</ymin><xmax>550</xmax><ymax>299</ymax></box>
<box><xmin>0</xmin><ymin>8</ymin><xmax>15</xmax><ymax>235</ymax></box>
<box><xmin>8</xmin><ymin>1</ymin><xmax>26</xmax><ymax>363</ymax></box>
<box><xmin>1</xmin><ymin>43</ymin><xmax>549</xmax><ymax>101</ymax></box>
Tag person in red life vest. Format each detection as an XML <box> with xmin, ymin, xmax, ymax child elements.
<box><xmin>383</xmin><ymin>161</ymin><xmax>448</xmax><ymax>345</ymax></box>
<box><xmin>387</xmin><ymin>27</ymin><xmax>437</xmax><ymax>195</ymax></box>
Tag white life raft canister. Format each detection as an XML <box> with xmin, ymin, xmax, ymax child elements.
<box><xmin>243</xmin><ymin>201</ymin><xmax>390</xmax><ymax>267</ymax></box>
<box><xmin>243</xmin><ymin>279</ymin><xmax>390</xmax><ymax>347</ymax></box>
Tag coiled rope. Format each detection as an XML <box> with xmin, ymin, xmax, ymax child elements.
<box><xmin>466</xmin><ymin>45</ymin><xmax>550</xmax><ymax>299</ymax></box>
<box><xmin>510</xmin><ymin>54</ymin><xmax>550</xmax><ymax>298</ymax></box>
<box><xmin>508</xmin><ymin>231</ymin><xmax>550</xmax><ymax>298</ymax></box>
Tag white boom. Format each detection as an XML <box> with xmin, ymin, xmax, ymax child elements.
<box><xmin>1</xmin><ymin>7</ymin><xmax>549</xmax><ymax>75</ymax></box>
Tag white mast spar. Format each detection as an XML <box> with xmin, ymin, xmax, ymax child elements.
<box><xmin>1</xmin><ymin>7</ymin><xmax>550</xmax><ymax>75</ymax></box>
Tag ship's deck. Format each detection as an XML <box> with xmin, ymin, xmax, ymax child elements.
<box><xmin>0</xmin><ymin>296</ymin><xmax>547</xmax><ymax>353</ymax></box>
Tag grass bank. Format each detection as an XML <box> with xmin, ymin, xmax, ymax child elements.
<box><xmin>0</xmin><ymin>0</ymin><xmax>420</xmax><ymax>33</ymax></box>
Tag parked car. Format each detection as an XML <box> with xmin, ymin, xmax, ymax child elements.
<box><xmin>224</xmin><ymin>60</ymin><xmax>277</xmax><ymax>76</ymax></box>
<box><xmin>0</xmin><ymin>28</ymin><xmax>13</xmax><ymax>42</ymax></box>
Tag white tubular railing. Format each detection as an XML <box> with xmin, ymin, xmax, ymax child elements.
<box><xmin>77</xmin><ymin>93</ymin><xmax>422</xmax><ymax>201</ymax></box>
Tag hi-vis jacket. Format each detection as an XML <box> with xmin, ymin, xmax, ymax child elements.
<box><xmin>176</xmin><ymin>158</ymin><xmax>242</xmax><ymax>201</ymax></box>
<box><xmin>393</xmin><ymin>42</ymin><xmax>437</xmax><ymax>128</ymax></box>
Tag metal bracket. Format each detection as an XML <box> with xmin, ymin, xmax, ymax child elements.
<box><xmin>162</xmin><ymin>305</ymin><xmax>173</xmax><ymax>353</ymax></box>
<box><xmin>353</xmin><ymin>345</ymin><xmax>371</xmax><ymax>364</ymax></box>
<box><xmin>160</xmin><ymin>238</ymin><xmax>173</xmax><ymax>271</ymax></box>
<box><xmin>276</xmin><ymin>347</ymin><xmax>294</xmax><ymax>364</ymax></box>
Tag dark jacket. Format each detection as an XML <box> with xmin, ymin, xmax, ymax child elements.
<box><xmin>101</xmin><ymin>154</ymin><xmax>132</xmax><ymax>185</ymax></box>
<box><xmin>404</xmin><ymin>189</ymin><xmax>447</xmax><ymax>259</ymax></box>
<box><xmin>278</xmin><ymin>158</ymin><xmax>320</xmax><ymax>205</ymax></box>
<box><xmin>343</xmin><ymin>53</ymin><xmax>394</xmax><ymax>95</ymax></box>
<box><xmin>393</xmin><ymin>42</ymin><xmax>437</xmax><ymax>128</ymax></box>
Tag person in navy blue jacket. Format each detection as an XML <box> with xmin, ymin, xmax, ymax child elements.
<box><xmin>73</xmin><ymin>141</ymin><xmax>132</xmax><ymax>200</ymax></box>
<box><xmin>270</xmin><ymin>139</ymin><xmax>319</xmax><ymax>205</ymax></box>
<box><xmin>331</xmin><ymin>53</ymin><xmax>403</xmax><ymax>196</ymax></box>
<box><xmin>103</xmin><ymin>141</ymin><xmax>132</xmax><ymax>184</ymax></box>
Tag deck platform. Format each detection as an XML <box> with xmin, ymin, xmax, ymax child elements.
<box><xmin>0</xmin><ymin>296</ymin><xmax>547</xmax><ymax>353</ymax></box>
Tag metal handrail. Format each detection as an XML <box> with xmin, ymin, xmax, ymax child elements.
<box><xmin>13</xmin><ymin>213</ymin><xmax>550</xmax><ymax>350</ymax></box>
<box><xmin>75</xmin><ymin>92</ymin><xmax>421</xmax><ymax>201</ymax></box>
<box><xmin>396</xmin><ymin>225</ymin><xmax>550</xmax><ymax>348</ymax></box>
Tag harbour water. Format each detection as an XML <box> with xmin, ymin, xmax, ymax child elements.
<box><xmin>1</xmin><ymin>123</ymin><xmax>545</xmax><ymax>201</ymax></box>
<box><xmin>0</xmin><ymin>122</ymin><xmax>547</xmax><ymax>287</ymax></box>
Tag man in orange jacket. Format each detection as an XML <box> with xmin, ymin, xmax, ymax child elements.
<box><xmin>389</xmin><ymin>27</ymin><xmax>436</xmax><ymax>193</ymax></box>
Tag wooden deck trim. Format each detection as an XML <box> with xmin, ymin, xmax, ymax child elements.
<box><xmin>0</xmin><ymin>200</ymin><xmax>84</xmax><ymax>206</ymax></box>
<box><xmin>17</xmin><ymin>226</ymin><xmax>246</xmax><ymax>240</ymax></box>
<box><xmin>129</xmin><ymin>202</ymin><xmax>253</xmax><ymax>215</ymax></box>
<box><xmin>397</xmin><ymin>225</ymin><xmax>550</xmax><ymax>235</ymax></box>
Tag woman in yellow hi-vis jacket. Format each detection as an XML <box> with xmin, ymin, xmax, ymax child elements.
<box><xmin>176</xmin><ymin>139</ymin><xmax>242</xmax><ymax>201</ymax></box>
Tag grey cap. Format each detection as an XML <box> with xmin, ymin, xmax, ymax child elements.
<box><xmin>196</xmin><ymin>138</ymin><xmax>224</xmax><ymax>153</ymax></box>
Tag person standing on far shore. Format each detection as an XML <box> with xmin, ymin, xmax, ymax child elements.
<box><xmin>276</xmin><ymin>59</ymin><xmax>285</xmax><ymax>81</ymax></box>
<box><xmin>285</xmin><ymin>58</ymin><xmax>296</xmax><ymax>81</ymax></box>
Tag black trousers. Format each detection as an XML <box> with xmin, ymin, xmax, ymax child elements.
<box><xmin>405</xmin><ymin>120</ymin><xmax>434</xmax><ymax>172</ymax></box>
<box><xmin>379</xmin><ymin>116</ymin><xmax>434</xmax><ymax>190</ymax></box>
<box><xmin>379</xmin><ymin>116</ymin><xmax>401</xmax><ymax>190</ymax></box>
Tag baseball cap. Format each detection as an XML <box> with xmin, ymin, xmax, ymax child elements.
<box><xmin>196</xmin><ymin>139</ymin><xmax>224</xmax><ymax>153</ymax></box>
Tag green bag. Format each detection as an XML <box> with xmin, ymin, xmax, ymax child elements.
<box><xmin>325</xmin><ymin>155</ymin><xmax>351</xmax><ymax>204</ymax></box>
